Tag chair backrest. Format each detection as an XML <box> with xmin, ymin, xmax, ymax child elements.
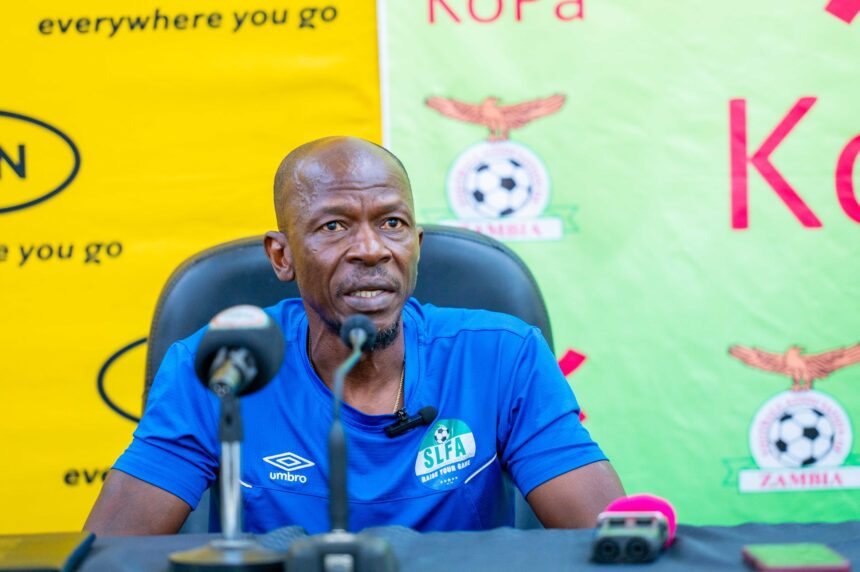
<box><xmin>144</xmin><ymin>224</ymin><xmax>552</xmax><ymax>531</ymax></box>
<box><xmin>145</xmin><ymin>224</ymin><xmax>554</xmax><ymax>399</ymax></box>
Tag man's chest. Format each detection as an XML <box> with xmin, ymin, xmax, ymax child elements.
<box><xmin>236</xmin><ymin>375</ymin><xmax>501</xmax><ymax>499</ymax></box>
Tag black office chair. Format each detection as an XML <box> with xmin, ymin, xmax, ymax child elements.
<box><xmin>144</xmin><ymin>224</ymin><xmax>552</xmax><ymax>531</ymax></box>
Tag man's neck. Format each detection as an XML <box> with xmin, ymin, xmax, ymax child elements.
<box><xmin>306</xmin><ymin>319</ymin><xmax>405</xmax><ymax>415</ymax></box>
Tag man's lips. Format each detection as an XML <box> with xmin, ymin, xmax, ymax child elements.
<box><xmin>349</xmin><ymin>289</ymin><xmax>386</xmax><ymax>299</ymax></box>
<box><xmin>342</xmin><ymin>289</ymin><xmax>396</xmax><ymax>312</ymax></box>
<box><xmin>338</xmin><ymin>278</ymin><xmax>398</xmax><ymax>297</ymax></box>
<box><xmin>337</xmin><ymin>274</ymin><xmax>402</xmax><ymax>312</ymax></box>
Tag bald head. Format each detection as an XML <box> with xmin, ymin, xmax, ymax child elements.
<box><xmin>273</xmin><ymin>136</ymin><xmax>412</xmax><ymax>233</ymax></box>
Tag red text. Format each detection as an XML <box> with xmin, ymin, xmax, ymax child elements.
<box><xmin>759</xmin><ymin>470</ymin><xmax>844</xmax><ymax>490</ymax></box>
<box><xmin>729</xmin><ymin>98</ymin><xmax>860</xmax><ymax>228</ymax></box>
<box><xmin>428</xmin><ymin>0</ymin><xmax>584</xmax><ymax>24</ymax></box>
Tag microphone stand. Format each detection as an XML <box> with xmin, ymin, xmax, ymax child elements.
<box><xmin>286</xmin><ymin>328</ymin><xmax>398</xmax><ymax>572</ymax></box>
<box><xmin>170</xmin><ymin>391</ymin><xmax>285</xmax><ymax>571</ymax></box>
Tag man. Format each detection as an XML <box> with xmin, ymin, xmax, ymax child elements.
<box><xmin>85</xmin><ymin>136</ymin><xmax>623</xmax><ymax>535</ymax></box>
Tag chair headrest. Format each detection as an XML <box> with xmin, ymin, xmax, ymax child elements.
<box><xmin>144</xmin><ymin>225</ymin><xmax>553</xmax><ymax>402</ymax></box>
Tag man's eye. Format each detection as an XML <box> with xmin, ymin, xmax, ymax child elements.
<box><xmin>383</xmin><ymin>218</ymin><xmax>403</xmax><ymax>229</ymax></box>
<box><xmin>323</xmin><ymin>221</ymin><xmax>343</xmax><ymax>231</ymax></box>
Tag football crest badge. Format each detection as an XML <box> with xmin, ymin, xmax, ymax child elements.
<box><xmin>725</xmin><ymin>343</ymin><xmax>860</xmax><ymax>492</ymax></box>
<box><xmin>426</xmin><ymin>94</ymin><xmax>576</xmax><ymax>241</ymax></box>
<box><xmin>415</xmin><ymin>418</ymin><xmax>477</xmax><ymax>490</ymax></box>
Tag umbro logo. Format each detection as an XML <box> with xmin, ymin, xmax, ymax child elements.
<box><xmin>264</xmin><ymin>451</ymin><xmax>315</xmax><ymax>471</ymax></box>
<box><xmin>264</xmin><ymin>452</ymin><xmax>315</xmax><ymax>484</ymax></box>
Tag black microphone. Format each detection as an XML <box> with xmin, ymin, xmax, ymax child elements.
<box><xmin>327</xmin><ymin>315</ymin><xmax>374</xmax><ymax>533</ymax></box>
<box><xmin>339</xmin><ymin>314</ymin><xmax>377</xmax><ymax>352</ymax></box>
<box><xmin>194</xmin><ymin>305</ymin><xmax>285</xmax><ymax>397</ymax></box>
<box><xmin>171</xmin><ymin>305</ymin><xmax>286</xmax><ymax>571</ymax></box>
<box><xmin>286</xmin><ymin>314</ymin><xmax>397</xmax><ymax>572</ymax></box>
<box><xmin>384</xmin><ymin>406</ymin><xmax>437</xmax><ymax>438</ymax></box>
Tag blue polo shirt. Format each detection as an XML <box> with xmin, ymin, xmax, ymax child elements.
<box><xmin>114</xmin><ymin>299</ymin><xmax>606</xmax><ymax>533</ymax></box>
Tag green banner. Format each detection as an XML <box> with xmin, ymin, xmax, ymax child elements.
<box><xmin>380</xmin><ymin>0</ymin><xmax>860</xmax><ymax>524</ymax></box>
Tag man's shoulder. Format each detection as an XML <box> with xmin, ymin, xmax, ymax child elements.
<box><xmin>174</xmin><ymin>298</ymin><xmax>306</xmax><ymax>354</ymax></box>
<box><xmin>405</xmin><ymin>298</ymin><xmax>538</xmax><ymax>343</ymax></box>
<box><xmin>263</xmin><ymin>298</ymin><xmax>307</xmax><ymax>342</ymax></box>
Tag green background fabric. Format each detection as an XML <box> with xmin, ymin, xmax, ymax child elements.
<box><xmin>381</xmin><ymin>0</ymin><xmax>860</xmax><ymax>524</ymax></box>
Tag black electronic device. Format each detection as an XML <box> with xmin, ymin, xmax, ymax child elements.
<box><xmin>286</xmin><ymin>315</ymin><xmax>398</xmax><ymax>572</ymax></box>
<box><xmin>170</xmin><ymin>305</ymin><xmax>287</xmax><ymax>572</ymax></box>
<box><xmin>591</xmin><ymin>511</ymin><xmax>668</xmax><ymax>564</ymax></box>
<box><xmin>384</xmin><ymin>406</ymin><xmax>437</xmax><ymax>438</ymax></box>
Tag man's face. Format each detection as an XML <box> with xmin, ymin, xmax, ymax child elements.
<box><xmin>278</xmin><ymin>140</ymin><xmax>422</xmax><ymax>347</ymax></box>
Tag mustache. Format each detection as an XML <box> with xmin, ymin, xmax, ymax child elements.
<box><xmin>335</xmin><ymin>267</ymin><xmax>402</xmax><ymax>296</ymax></box>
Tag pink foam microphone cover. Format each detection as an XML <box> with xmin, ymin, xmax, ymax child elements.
<box><xmin>604</xmin><ymin>494</ymin><xmax>677</xmax><ymax>546</ymax></box>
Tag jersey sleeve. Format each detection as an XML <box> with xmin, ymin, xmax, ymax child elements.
<box><xmin>497</xmin><ymin>328</ymin><xmax>607</xmax><ymax>497</ymax></box>
<box><xmin>112</xmin><ymin>340</ymin><xmax>220</xmax><ymax>508</ymax></box>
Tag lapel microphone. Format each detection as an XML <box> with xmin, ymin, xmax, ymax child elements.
<box><xmin>384</xmin><ymin>406</ymin><xmax>438</xmax><ymax>438</ymax></box>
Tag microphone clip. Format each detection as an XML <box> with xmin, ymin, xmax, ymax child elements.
<box><xmin>393</xmin><ymin>408</ymin><xmax>409</xmax><ymax>423</ymax></box>
<box><xmin>384</xmin><ymin>406</ymin><xmax>437</xmax><ymax>438</ymax></box>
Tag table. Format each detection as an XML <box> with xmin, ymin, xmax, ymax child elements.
<box><xmin>81</xmin><ymin>521</ymin><xmax>860</xmax><ymax>571</ymax></box>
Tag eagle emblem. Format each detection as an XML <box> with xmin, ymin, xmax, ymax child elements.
<box><xmin>426</xmin><ymin>94</ymin><xmax>566</xmax><ymax>141</ymax></box>
<box><xmin>729</xmin><ymin>343</ymin><xmax>860</xmax><ymax>391</ymax></box>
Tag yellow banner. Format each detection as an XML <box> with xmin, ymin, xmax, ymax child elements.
<box><xmin>0</xmin><ymin>0</ymin><xmax>380</xmax><ymax>533</ymax></box>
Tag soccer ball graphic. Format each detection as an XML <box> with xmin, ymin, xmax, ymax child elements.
<box><xmin>464</xmin><ymin>157</ymin><xmax>533</xmax><ymax>218</ymax></box>
<box><xmin>434</xmin><ymin>425</ymin><xmax>450</xmax><ymax>445</ymax></box>
<box><xmin>767</xmin><ymin>406</ymin><xmax>835</xmax><ymax>468</ymax></box>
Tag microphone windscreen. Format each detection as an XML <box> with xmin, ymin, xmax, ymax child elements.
<box><xmin>604</xmin><ymin>494</ymin><xmax>676</xmax><ymax>546</ymax></box>
<box><xmin>194</xmin><ymin>305</ymin><xmax>285</xmax><ymax>395</ymax></box>
<box><xmin>418</xmin><ymin>406</ymin><xmax>437</xmax><ymax>424</ymax></box>
<box><xmin>339</xmin><ymin>314</ymin><xmax>377</xmax><ymax>351</ymax></box>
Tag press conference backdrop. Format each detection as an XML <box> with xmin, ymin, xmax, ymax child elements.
<box><xmin>380</xmin><ymin>0</ymin><xmax>860</xmax><ymax>525</ymax></box>
<box><xmin>0</xmin><ymin>0</ymin><xmax>380</xmax><ymax>534</ymax></box>
<box><xmin>0</xmin><ymin>0</ymin><xmax>857</xmax><ymax>534</ymax></box>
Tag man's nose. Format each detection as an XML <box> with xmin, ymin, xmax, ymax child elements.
<box><xmin>347</xmin><ymin>224</ymin><xmax>392</xmax><ymax>265</ymax></box>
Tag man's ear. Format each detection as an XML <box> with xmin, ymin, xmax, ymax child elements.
<box><xmin>416</xmin><ymin>225</ymin><xmax>424</xmax><ymax>260</ymax></box>
<box><xmin>264</xmin><ymin>231</ymin><xmax>295</xmax><ymax>282</ymax></box>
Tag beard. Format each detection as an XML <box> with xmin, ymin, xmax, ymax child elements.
<box><xmin>369</xmin><ymin>320</ymin><xmax>400</xmax><ymax>351</ymax></box>
<box><xmin>312</xmin><ymin>306</ymin><xmax>401</xmax><ymax>352</ymax></box>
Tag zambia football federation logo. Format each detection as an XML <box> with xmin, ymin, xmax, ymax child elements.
<box><xmin>425</xmin><ymin>94</ymin><xmax>575</xmax><ymax>242</ymax></box>
<box><xmin>415</xmin><ymin>419</ymin><xmax>476</xmax><ymax>490</ymax></box>
<box><xmin>724</xmin><ymin>343</ymin><xmax>860</xmax><ymax>492</ymax></box>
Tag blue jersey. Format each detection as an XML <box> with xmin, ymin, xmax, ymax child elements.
<box><xmin>114</xmin><ymin>299</ymin><xmax>606</xmax><ymax>534</ymax></box>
